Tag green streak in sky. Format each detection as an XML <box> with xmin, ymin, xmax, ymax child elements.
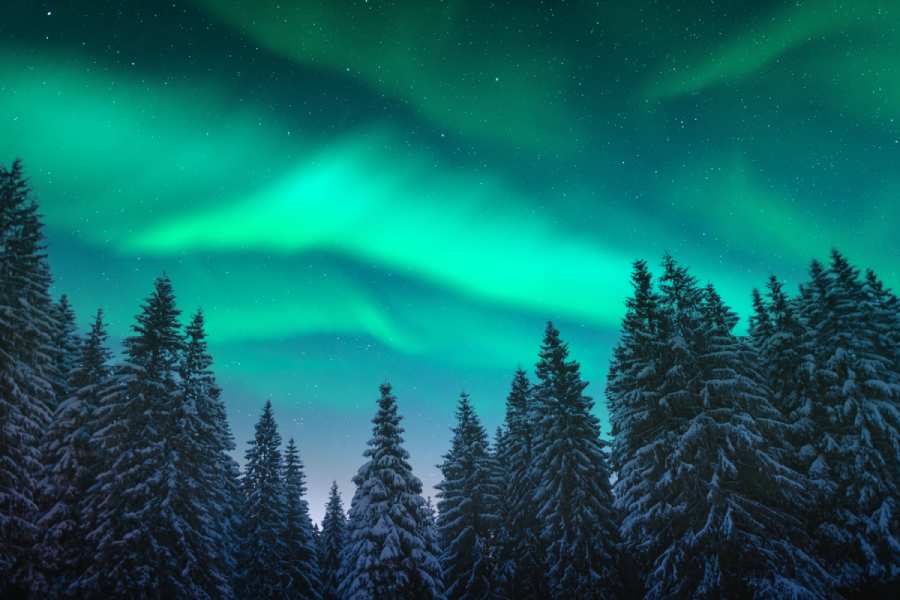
<box><xmin>127</xmin><ymin>127</ymin><xmax>636</xmax><ymax>328</ymax></box>
<box><xmin>0</xmin><ymin>50</ymin><xmax>300</xmax><ymax>237</ymax></box>
<box><xmin>192</xmin><ymin>0</ymin><xmax>577</xmax><ymax>151</ymax></box>
<box><xmin>647</xmin><ymin>1</ymin><xmax>899</xmax><ymax>111</ymax></box>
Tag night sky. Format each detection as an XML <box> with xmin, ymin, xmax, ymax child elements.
<box><xmin>2</xmin><ymin>0</ymin><xmax>899</xmax><ymax>520</ymax></box>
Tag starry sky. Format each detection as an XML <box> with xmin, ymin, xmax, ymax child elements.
<box><xmin>2</xmin><ymin>0</ymin><xmax>899</xmax><ymax>520</ymax></box>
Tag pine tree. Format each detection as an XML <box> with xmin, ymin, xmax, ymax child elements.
<box><xmin>804</xmin><ymin>251</ymin><xmax>900</xmax><ymax>591</ymax></box>
<box><xmin>606</xmin><ymin>260</ymin><xmax>664</xmax><ymax>599</ymax></box>
<box><xmin>689</xmin><ymin>284</ymin><xmax>828</xmax><ymax>597</ymax></box>
<box><xmin>282</xmin><ymin>438</ymin><xmax>322</xmax><ymax>599</ymax></box>
<box><xmin>531</xmin><ymin>322</ymin><xmax>620</xmax><ymax>599</ymax></box>
<box><xmin>48</xmin><ymin>294</ymin><xmax>80</xmax><ymax>410</ymax></box>
<box><xmin>492</xmin><ymin>369</ymin><xmax>546</xmax><ymax>600</ymax></box>
<box><xmin>750</xmin><ymin>276</ymin><xmax>818</xmax><ymax>504</ymax></box>
<box><xmin>35</xmin><ymin>310</ymin><xmax>110</xmax><ymax>596</ymax></box>
<box><xmin>419</xmin><ymin>496</ymin><xmax>444</xmax><ymax>591</ymax></box>
<box><xmin>320</xmin><ymin>481</ymin><xmax>347</xmax><ymax>600</ymax></box>
<box><xmin>0</xmin><ymin>159</ymin><xmax>56</xmax><ymax>594</ymax></box>
<box><xmin>863</xmin><ymin>269</ymin><xmax>900</xmax><ymax>377</ymax></box>
<box><xmin>339</xmin><ymin>383</ymin><xmax>445</xmax><ymax>600</ymax></box>
<box><xmin>79</xmin><ymin>275</ymin><xmax>218</xmax><ymax>597</ymax></box>
<box><xmin>749</xmin><ymin>287</ymin><xmax>774</xmax><ymax>352</ymax></box>
<box><xmin>435</xmin><ymin>393</ymin><xmax>499</xmax><ymax>600</ymax></box>
<box><xmin>180</xmin><ymin>310</ymin><xmax>238</xmax><ymax>598</ymax></box>
<box><xmin>238</xmin><ymin>400</ymin><xmax>289</xmax><ymax>599</ymax></box>
<box><xmin>610</xmin><ymin>257</ymin><xmax>831</xmax><ymax>598</ymax></box>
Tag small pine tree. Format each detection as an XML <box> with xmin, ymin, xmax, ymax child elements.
<box><xmin>35</xmin><ymin>310</ymin><xmax>110</xmax><ymax>596</ymax></box>
<box><xmin>282</xmin><ymin>438</ymin><xmax>322</xmax><ymax>599</ymax></box>
<box><xmin>435</xmin><ymin>393</ymin><xmax>499</xmax><ymax>600</ymax></box>
<box><xmin>238</xmin><ymin>401</ymin><xmax>289</xmax><ymax>599</ymax></box>
<box><xmin>48</xmin><ymin>294</ymin><xmax>80</xmax><ymax>411</ymax></box>
<box><xmin>320</xmin><ymin>481</ymin><xmax>347</xmax><ymax>600</ymax></box>
<box><xmin>339</xmin><ymin>383</ymin><xmax>445</xmax><ymax>600</ymax></box>
<box><xmin>531</xmin><ymin>322</ymin><xmax>620</xmax><ymax>599</ymax></box>
<box><xmin>492</xmin><ymin>369</ymin><xmax>547</xmax><ymax>600</ymax></box>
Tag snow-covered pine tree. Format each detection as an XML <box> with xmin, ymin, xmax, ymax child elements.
<box><xmin>606</xmin><ymin>259</ymin><xmax>664</xmax><ymax>598</ymax></box>
<box><xmin>339</xmin><ymin>383</ymin><xmax>445</xmax><ymax>600</ymax></box>
<box><xmin>419</xmin><ymin>496</ymin><xmax>443</xmax><ymax>591</ymax></box>
<box><xmin>45</xmin><ymin>294</ymin><xmax>79</xmax><ymax>415</ymax></box>
<box><xmin>863</xmin><ymin>269</ymin><xmax>900</xmax><ymax>377</ymax></box>
<box><xmin>320</xmin><ymin>481</ymin><xmax>347</xmax><ymax>600</ymax></box>
<box><xmin>681</xmin><ymin>283</ymin><xmax>828</xmax><ymax>597</ymax></box>
<box><xmin>180</xmin><ymin>309</ymin><xmax>238</xmax><ymax>598</ymax></box>
<box><xmin>0</xmin><ymin>159</ymin><xmax>56</xmax><ymax>594</ymax></box>
<box><xmin>238</xmin><ymin>400</ymin><xmax>289</xmax><ymax>599</ymax></box>
<box><xmin>48</xmin><ymin>294</ymin><xmax>80</xmax><ymax>411</ymax></box>
<box><xmin>748</xmin><ymin>276</ymin><xmax>819</xmax><ymax>502</ymax></box>
<box><xmin>749</xmin><ymin>287</ymin><xmax>774</xmax><ymax>353</ymax></box>
<box><xmin>35</xmin><ymin>310</ymin><xmax>111</xmax><ymax>596</ymax></box>
<box><xmin>79</xmin><ymin>275</ymin><xmax>218</xmax><ymax>598</ymax></box>
<box><xmin>612</xmin><ymin>256</ymin><xmax>831</xmax><ymax>598</ymax></box>
<box><xmin>804</xmin><ymin>251</ymin><xmax>900</xmax><ymax>592</ymax></box>
<box><xmin>435</xmin><ymin>393</ymin><xmax>499</xmax><ymax>600</ymax></box>
<box><xmin>282</xmin><ymin>437</ymin><xmax>322</xmax><ymax>599</ymax></box>
<box><xmin>491</xmin><ymin>369</ymin><xmax>547</xmax><ymax>600</ymax></box>
<box><xmin>531</xmin><ymin>322</ymin><xmax>620</xmax><ymax>600</ymax></box>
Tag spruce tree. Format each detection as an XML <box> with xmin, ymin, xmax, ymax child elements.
<box><xmin>339</xmin><ymin>383</ymin><xmax>444</xmax><ymax>600</ymax></box>
<box><xmin>606</xmin><ymin>260</ymin><xmax>663</xmax><ymax>598</ymax></box>
<box><xmin>863</xmin><ymin>269</ymin><xmax>900</xmax><ymax>376</ymax></box>
<box><xmin>611</xmin><ymin>256</ymin><xmax>830</xmax><ymax>598</ymax></box>
<box><xmin>47</xmin><ymin>294</ymin><xmax>80</xmax><ymax>411</ymax></box>
<box><xmin>0</xmin><ymin>159</ymin><xmax>56</xmax><ymax>593</ymax></box>
<box><xmin>531</xmin><ymin>322</ymin><xmax>620</xmax><ymax>599</ymax></box>
<box><xmin>238</xmin><ymin>400</ymin><xmax>289</xmax><ymax>599</ymax></box>
<box><xmin>804</xmin><ymin>251</ymin><xmax>900</xmax><ymax>591</ymax></box>
<box><xmin>492</xmin><ymin>369</ymin><xmax>546</xmax><ymax>600</ymax></box>
<box><xmin>320</xmin><ymin>481</ymin><xmax>347</xmax><ymax>600</ymax></box>
<box><xmin>180</xmin><ymin>310</ymin><xmax>238</xmax><ymax>598</ymax></box>
<box><xmin>435</xmin><ymin>393</ymin><xmax>499</xmax><ymax>600</ymax></box>
<box><xmin>282</xmin><ymin>437</ymin><xmax>321</xmax><ymax>599</ymax></box>
<box><xmin>35</xmin><ymin>310</ymin><xmax>110</xmax><ymax>596</ymax></box>
<box><xmin>79</xmin><ymin>275</ymin><xmax>217</xmax><ymax>597</ymax></box>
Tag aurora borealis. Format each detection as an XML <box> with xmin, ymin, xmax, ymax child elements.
<box><xmin>2</xmin><ymin>0</ymin><xmax>898</xmax><ymax>518</ymax></box>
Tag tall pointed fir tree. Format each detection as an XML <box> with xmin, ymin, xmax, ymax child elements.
<box><xmin>419</xmin><ymin>496</ymin><xmax>444</xmax><ymax>591</ymax></box>
<box><xmin>181</xmin><ymin>309</ymin><xmax>240</xmax><ymax>598</ymax></box>
<box><xmin>803</xmin><ymin>251</ymin><xmax>900</xmax><ymax>593</ymax></box>
<box><xmin>606</xmin><ymin>259</ymin><xmax>664</xmax><ymax>599</ymax></box>
<box><xmin>530</xmin><ymin>322</ymin><xmax>620</xmax><ymax>600</ymax></box>
<box><xmin>48</xmin><ymin>294</ymin><xmax>80</xmax><ymax>411</ymax></box>
<box><xmin>282</xmin><ymin>438</ymin><xmax>321</xmax><ymax>599</ymax></box>
<box><xmin>79</xmin><ymin>275</ymin><xmax>218</xmax><ymax>598</ymax></box>
<box><xmin>863</xmin><ymin>269</ymin><xmax>900</xmax><ymax>377</ymax></box>
<box><xmin>320</xmin><ymin>481</ymin><xmax>347</xmax><ymax>600</ymax></box>
<box><xmin>748</xmin><ymin>276</ymin><xmax>819</xmax><ymax>509</ymax></box>
<box><xmin>609</xmin><ymin>256</ymin><xmax>830</xmax><ymax>599</ymax></box>
<box><xmin>0</xmin><ymin>159</ymin><xmax>57</xmax><ymax>594</ymax></box>
<box><xmin>435</xmin><ymin>393</ymin><xmax>499</xmax><ymax>600</ymax></box>
<box><xmin>339</xmin><ymin>383</ymin><xmax>445</xmax><ymax>600</ymax></box>
<box><xmin>35</xmin><ymin>310</ymin><xmax>111</xmax><ymax>596</ymax></box>
<box><xmin>238</xmin><ymin>400</ymin><xmax>289</xmax><ymax>599</ymax></box>
<box><xmin>492</xmin><ymin>368</ymin><xmax>547</xmax><ymax>600</ymax></box>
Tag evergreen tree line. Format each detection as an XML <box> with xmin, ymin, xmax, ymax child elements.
<box><xmin>2</xmin><ymin>158</ymin><xmax>899</xmax><ymax>599</ymax></box>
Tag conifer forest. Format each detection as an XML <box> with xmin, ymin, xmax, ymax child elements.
<box><xmin>3</xmin><ymin>1</ymin><xmax>900</xmax><ymax>599</ymax></box>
